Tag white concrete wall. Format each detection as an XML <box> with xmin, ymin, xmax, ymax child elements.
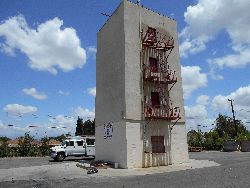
<box><xmin>96</xmin><ymin>2</ymin><xmax>125</xmax><ymax>124</ymax></box>
<box><xmin>95</xmin><ymin>122</ymin><xmax>128</xmax><ymax>168</ymax></box>
<box><xmin>126</xmin><ymin>122</ymin><xmax>143</xmax><ymax>168</ymax></box>
<box><xmin>170</xmin><ymin>123</ymin><xmax>189</xmax><ymax>163</ymax></box>
<box><xmin>123</xmin><ymin>1</ymin><xmax>144</xmax><ymax>168</ymax></box>
<box><xmin>124</xmin><ymin>1</ymin><xmax>142</xmax><ymax>120</ymax></box>
<box><xmin>95</xmin><ymin>1</ymin><xmax>128</xmax><ymax>168</ymax></box>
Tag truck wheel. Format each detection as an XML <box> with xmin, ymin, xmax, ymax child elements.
<box><xmin>57</xmin><ymin>153</ymin><xmax>65</xmax><ymax>162</ymax></box>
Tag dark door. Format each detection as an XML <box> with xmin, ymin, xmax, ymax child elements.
<box><xmin>151</xmin><ymin>92</ymin><xmax>160</xmax><ymax>108</ymax></box>
<box><xmin>149</xmin><ymin>57</ymin><xmax>158</xmax><ymax>73</ymax></box>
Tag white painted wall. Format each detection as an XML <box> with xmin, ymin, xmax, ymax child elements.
<box><xmin>124</xmin><ymin>1</ymin><xmax>142</xmax><ymax>121</ymax></box>
<box><xmin>126</xmin><ymin>122</ymin><xmax>143</xmax><ymax>168</ymax></box>
<box><xmin>95</xmin><ymin>1</ymin><xmax>128</xmax><ymax>168</ymax></box>
<box><xmin>170</xmin><ymin>123</ymin><xmax>189</xmax><ymax>163</ymax></box>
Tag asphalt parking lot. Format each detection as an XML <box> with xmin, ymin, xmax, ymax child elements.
<box><xmin>0</xmin><ymin>156</ymin><xmax>87</xmax><ymax>169</ymax></box>
<box><xmin>0</xmin><ymin>152</ymin><xmax>250</xmax><ymax>188</ymax></box>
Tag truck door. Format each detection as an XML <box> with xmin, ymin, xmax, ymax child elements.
<box><xmin>65</xmin><ymin>141</ymin><xmax>75</xmax><ymax>156</ymax></box>
<box><xmin>74</xmin><ymin>140</ymin><xmax>85</xmax><ymax>155</ymax></box>
<box><xmin>86</xmin><ymin>138</ymin><xmax>95</xmax><ymax>157</ymax></box>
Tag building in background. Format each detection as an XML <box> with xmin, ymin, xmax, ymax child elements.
<box><xmin>95</xmin><ymin>0</ymin><xmax>188</xmax><ymax>168</ymax></box>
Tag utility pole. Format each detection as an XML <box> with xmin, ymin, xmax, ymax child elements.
<box><xmin>228</xmin><ymin>99</ymin><xmax>237</xmax><ymax>136</ymax></box>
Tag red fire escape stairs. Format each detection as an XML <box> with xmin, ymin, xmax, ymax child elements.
<box><xmin>141</xmin><ymin>27</ymin><xmax>181</xmax><ymax>122</ymax></box>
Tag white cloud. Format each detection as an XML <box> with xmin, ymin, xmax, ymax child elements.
<box><xmin>180</xmin><ymin>0</ymin><xmax>250</xmax><ymax>57</ymax></box>
<box><xmin>179</xmin><ymin>35</ymin><xmax>209</xmax><ymax>58</ymax></box>
<box><xmin>0</xmin><ymin>43</ymin><xmax>15</xmax><ymax>56</ymax></box>
<box><xmin>212</xmin><ymin>85</ymin><xmax>250</xmax><ymax>123</ymax></box>
<box><xmin>86</xmin><ymin>46</ymin><xmax>97</xmax><ymax>59</ymax></box>
<box><xmin>0</xmin><ymin>121</ymin><xmax>29</xmax><ymax>138</ymax></box>
<box><xmin>185</xmin><ymin>95</ymin><xmax>215</xmax><ymax>131</ymax></box>
<box><xmin>186</xmin><ymin>95</ymin><xmax>209</xmax><ymax>120</ymax></box>
<box><xmin>212</xmin><ymin>95</ymin><xmax>230</xmax><ymax>112</ymax></box>
<box><xmin>185</xmin><ymin>104</ymin><xmax>207</xmax><ymax>121</ymax></box>
<box><xmin>48</xmin><ymin>109</ymin><xmax>94</xmax><ymax>136</ymax></box>
<box><xmin>212</xmin><ymin>85</ymin><xmax>250</xmax><ymax>110</ymax></box>
<box><xmin>181</xmin><ymin>66</ymin><xmax>208</xmax><ymax>99</ymax></box>
<box><xmin>0</xmin><ymin>15</ymin><xmax>86</xmax><ymax>74</ymax></box>
<box><xmin>0</xmin><ymin>121</ymin><xmax>6</xmax><ymax>130</ymax></box>
<box><xmin>49</xmin><ymin>114</ymin><xmax>75</xmax><ymax>128</ymax></box>
<box><xmin>23</xmin><ymin>88</ymin><xmax>48</xmax><ymax>100</ymax></box>
<box><xmin>196</xmin><ymin>95</ymin><xmax>210</xmax><ymax>106</ymax></box>
<box><xmin>74</xmin><ymin>106</ymin><xmax>95</xmax><ymax>120</ymax></box>
<box><xmin>87</xmin><ymin>87</ymin><xmax>96</xmax><ymax>97</ymax></box>
<box><xmin>186</xmin><ymin>117</ymin><xmax>215</xmax><ymax>132</ymax></box>
<box><xmin>0</xmin><ymin>120</ymin><xmax>70</xmax><ymax>139</ymax></box>
<box><xmin>47</xmin><ymin>114</ymin><xmax>75</xmax><ymax>137</ymax></box>
<box><xmin>3</xmin><ymin>104</ymin><xmax>37</xmax><ymax>116</ymax></box>
<box><xmin>209</xmin><ymin>64</ymin><xmax>224</xmax><ymax>80</ymax></box>
<box><xmin>208</xmin><ymin>46</ymin><xmax>250</xmax><ymax>79</ymax></box>
<box><xmin>58</xmin><ymin>90</ymin><xmax>70</xmax><ymax>96</ymax></box>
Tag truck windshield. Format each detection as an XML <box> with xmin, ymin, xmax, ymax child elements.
<box><xmin>86</xmin><ymin>139</ymin><xmax>95</xmax><ymax>145</ymax></box>
<box><xmin>61</xmin><ymin>141</ymin><xmax>69</xmax><ymax>146</ymax></box>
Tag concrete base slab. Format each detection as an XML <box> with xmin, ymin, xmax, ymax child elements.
<box><xmin>0</xmin><ymin>159</ymin><xmax>220</xmax><ymax>182</ymax></box>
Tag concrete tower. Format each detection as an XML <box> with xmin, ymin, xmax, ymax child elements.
<box><xmin>95</xmin><ymin>0</ymin><xmax>188</xmax><ymax>169</ymax></box>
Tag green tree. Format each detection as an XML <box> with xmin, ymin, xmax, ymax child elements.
<box><xmin>187</xmin><ymin>130</ymin><xmax>203</xmax><ymax>147</ymax></box>
<box><xmin>0</xmin><ymin>140</ymin><xmax>10</xmax><ymax>157</ymax></box>
<box><xmin>215</xmin><ymin>114</ymin><xmax>247</xmax><ymax>139</ymax></box>
<box><xmin>0</xmin><ymin>136</ymin><xmax>11</xmax><ymax>157</ymax></box>
<box><xmin>236</xmin><ymin>131</ymin><xmax>250</xmax><ymax>142</ymax></box>
<box><xmin>18</xmin><ymin>132</ymin><xmax>34</xmax><ymax>157</ymax></box>
<box><xmin>40</xmin><ymin>136</ymin><xmax>50</xmax><ymax>156</ymax></box>
<box><xmin>53</xmin><ymin>134</ymin><xmax>67</xmax><ymax>142</ymax></box>
<box><xmin>75</xmin><ymin>116</ymin><xmax>84</xmax><ymax>136</ymax></box>
<box><xmin>187</xmin><ymin>114</ymin><xmax>249</xmax><ymax>151</ymax></box>
<box><xmin>0</xmin><ymin>136</ymin><xmax>10</xmax><ymax>142</ymax></box>
<box><xmin>203</xmin><ymin>130</ymin><xmax>223</xmax><ymax>150</ymax></box>
<box><xmin>83</xmin><ymin>119</ymin><xmax>95</xmax><ymax>135</ymax></box>
<box><xmin>29</xmin><ymin>146</ymin><xmax>39</xmax><ymax>157</ymax></box>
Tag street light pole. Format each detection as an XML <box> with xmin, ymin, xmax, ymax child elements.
<box><xmin>228</xmin><ymin>99</ymin><xmax>237</xmax><ymax>136</ymax></box>
<box><xmin>7</xmin><ymin>124</ymin><xmax>14</xmax><ymax>182</ymax></box>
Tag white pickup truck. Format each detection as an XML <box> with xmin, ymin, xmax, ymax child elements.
<box><xmin>51</xmin><ymin>136</ymin><xmax>95</xmax><ymax>161</ymax></box>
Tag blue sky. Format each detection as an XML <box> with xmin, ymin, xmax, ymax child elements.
<box><xmin>0</xmin><ymin>0</ymin><xmax>250</xmax><ymax>138</ymax></box>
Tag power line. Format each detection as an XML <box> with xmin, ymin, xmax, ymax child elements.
<box><xmin>101</xmin><ymin>13</ymin><xmax>110</xmax><ymax>17</ymax></box>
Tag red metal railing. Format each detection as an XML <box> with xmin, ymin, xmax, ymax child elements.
<box><xmin>142</xmin><ymin>27</ymin><xmax>174</xmax><ymax>51</ymax></box>
<box><xmin>142</xmin><ymin>26</ymin><xmax>181</xmax><ymax>122</ymax></box>
<box><xmin>143</xmin><ymin>67</ymin><xmax>177</xmax><ymax>84</ymax></box>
